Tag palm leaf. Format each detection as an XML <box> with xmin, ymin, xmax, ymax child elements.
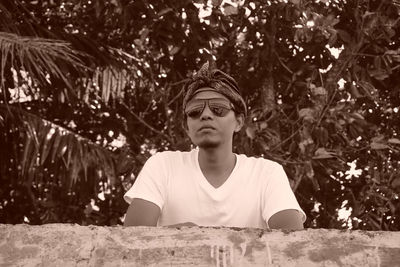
<box><xmin>0</xmin><ymin>31</ymin><xmax>89</xmax><ymax>94</ymax></box>
<box><xmin>0</xmin><ymin>1</ymin><xmax>149</xmax><ymax>108</ymax></box>
<box><xmin>0</xmin><ymin>104</ymin><xmax>119</xmax><ymax>188</ymax></box>
<box><xmin>0</xmin><ymin>31</ymin><xmax>141</xmax><ymax>107</ymax></box>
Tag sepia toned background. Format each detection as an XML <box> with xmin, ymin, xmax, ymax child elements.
<box><xmin>0</xmin><ymin>0</ymin><xmax>399</xmax><ymax>230</ymax></box>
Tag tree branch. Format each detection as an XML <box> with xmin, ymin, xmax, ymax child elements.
<box><xmin>167</xmin><ymin>79</ymin><xmax>190</xmax><ymax>106</ymax></box>
<box><xmin>121</xmin><ymin>102</ymin><xmax>173</xmax><ymax>144</ymax></box>
<box><xmin>274</xmin><ymin>50</ymin><xmax>293</xmax><ymax>74</ymax></box>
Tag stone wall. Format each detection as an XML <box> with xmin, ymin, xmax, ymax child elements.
<box><xmin>0</xmin><ymin>224</ymin><xmax>399</xmax><ymax>266</ymax></box>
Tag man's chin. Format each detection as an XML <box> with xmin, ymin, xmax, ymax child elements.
<box><xmin>195</xmin><ymin>139</ymin><xmax>220</xmax><ymax>149</ymax></box>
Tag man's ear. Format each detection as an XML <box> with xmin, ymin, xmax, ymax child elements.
<box><xmin>234</xmin><ymin>114</ymin><xmax>245</xmax><ymax>132</ymax></box>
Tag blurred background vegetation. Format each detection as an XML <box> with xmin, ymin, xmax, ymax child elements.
<box><xmin>0</xmin><ymin>0</ymin><xmax>399</xmax><ymax>230</ymax></box>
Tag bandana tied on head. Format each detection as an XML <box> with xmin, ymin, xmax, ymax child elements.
<box><xmin>182</xmin><ymin>62</ymin><xmax>247</xmax><ymax>116</ymax></box>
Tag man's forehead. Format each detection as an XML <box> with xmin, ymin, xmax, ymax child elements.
<box><xmin>192</xmin><ymin>89</ymin><xmax>229</xmax><ymax>100</ymax></box>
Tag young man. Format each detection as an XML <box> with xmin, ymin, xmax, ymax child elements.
<box><xmin>124</xmin><ymin>63</ymin><xmax>305</xmax><ymax>230</ymax></box>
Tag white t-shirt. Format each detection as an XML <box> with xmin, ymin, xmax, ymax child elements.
<box><xmin>124</xmin><ymin>149</ymin><xmax>306</xmax><ymax>228</ymax></box>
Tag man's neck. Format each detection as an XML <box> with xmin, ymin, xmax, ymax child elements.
<box><xmin>198</xmin><ymin>146</ymin><xmax>236</xmax><ymax>187</ymax></box>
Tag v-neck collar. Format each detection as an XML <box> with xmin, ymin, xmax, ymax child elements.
<box><xmin>192</xmin><ymin>149</ymin><xmax>240</xmax><ymax>194</ymax></box>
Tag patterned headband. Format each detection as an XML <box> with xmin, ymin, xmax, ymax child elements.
<box><xmin>182</xmin><ymin>62</ymin><xmax>247</xmax><ymax>116</ymax></box>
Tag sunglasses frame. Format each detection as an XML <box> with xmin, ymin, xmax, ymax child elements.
<box><xmin>185</xmin><ymin>98</ymin><xmax>235</xmax><ymax>119</ymax></box>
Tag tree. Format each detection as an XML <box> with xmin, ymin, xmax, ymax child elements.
<box><xmin>0</xmin><ymin>0</ymin><xmax>399</xmax><ymax>230</ymax></box>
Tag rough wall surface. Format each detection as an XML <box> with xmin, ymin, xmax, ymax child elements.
<box><xmin>0</xmin><ymin>224</ymin><xmax>399</xmax><ymax>267</ymax></box>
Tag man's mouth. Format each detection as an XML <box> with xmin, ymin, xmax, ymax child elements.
<box><xmin>199</xmin><ymin>126</ymin><xmax>215</xmax><ymax>131</ymax></box>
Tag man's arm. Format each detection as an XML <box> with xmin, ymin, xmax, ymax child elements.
<box><xmin>124</xmin><ymin>198</ymin><xmax>161</xmax><ymax>226</ymax></box>
<box><xmin>268</xmin><ymin>209</ymin><xmax>304</xmax><ymax>230</ymax></box>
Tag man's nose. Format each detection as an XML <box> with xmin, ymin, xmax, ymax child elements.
<box><xmin>200</xmin><ymin>104</ymin><xmax>213</xmax><ymax>120</ymax></box>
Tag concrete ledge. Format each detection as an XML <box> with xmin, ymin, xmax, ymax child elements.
<box><xmin>0</xmin><ymin>224</ymin><xmax>399</xmax><ymax>266</ymax></box>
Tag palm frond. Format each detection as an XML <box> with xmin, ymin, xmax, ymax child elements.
<box><xmin>0</xmin><ymin>31</ymin><xmax>90</xmax><ymax>94</ymax></box>
<box><xmin>90</xmin><ymin>66</ymin><xmax>131</xmax><ymax>104</ymax></box>
<box><xmin>0</xmin><ymin>104</ymin><xmax>118</xmax><ymax>188</ymax></box>
<box><xmin>0</xmin><ymin>31</ymin><xmax>145</xmax><ymax>106</ymax></box>
<box><xmin>0</xmin><ymin>2</ymin><xmax>150</xmax><ymax>107</ymax></box>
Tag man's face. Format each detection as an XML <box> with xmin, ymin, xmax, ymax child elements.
<box><xmin>185</xmin><ymin>89</ymin><xmax>244</xmax><ymax>149</ymax></box>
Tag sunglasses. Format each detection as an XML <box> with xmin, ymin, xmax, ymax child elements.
<box><xmin>185</xmin><ymin>98</ymin><xmax>235</xmax><ymax>119</ymax></box>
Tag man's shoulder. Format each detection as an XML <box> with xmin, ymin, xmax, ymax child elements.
<box><xmin>238</xmin><ymin>153</ymin><xmax>282</xmax><ymax>169</ymax></box>
<box><xmin>142</xmin><ymin>150</ymin><xmax>194</xmax><ymax>171</ymax></box>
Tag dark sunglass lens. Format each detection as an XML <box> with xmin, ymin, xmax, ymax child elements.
<box><xmin>210</xmin><ymin>106</ymin><xmax>230</xmax><ymax>117</ymax></box>
<box><xmin>187</xmin><ymin>108</ymin><xmax>203</xmax><ymax>118</ymax></box>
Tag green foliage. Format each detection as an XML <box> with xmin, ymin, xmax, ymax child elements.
<box><xmin>0</xmin><ymin>0</ymin><xmax>399</xmax><ymax>229</ymax></box>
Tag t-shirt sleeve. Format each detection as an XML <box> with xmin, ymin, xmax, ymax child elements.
<box><xmin>261</xmin><ymin>163</ymin><xmax>306</xmax><ymax>227</ymax></box>
<box><xmin>123</xmin><ymin>153</ymin><xmax>167</xmax><ymax>210</ymax></box>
